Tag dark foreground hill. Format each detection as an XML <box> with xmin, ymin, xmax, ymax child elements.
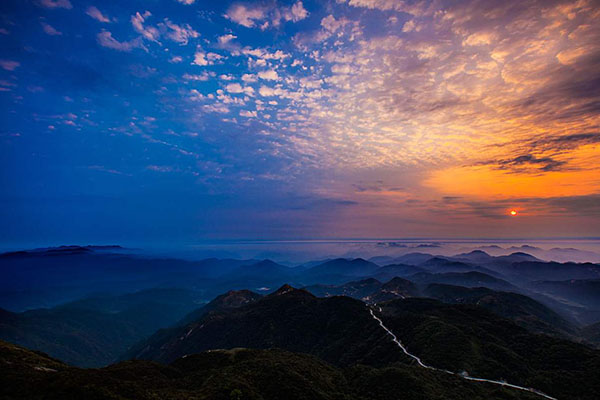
<box><xmin>124</xmin><ymin>285</ymin><xmax>600</xmax><ymax>399</ymax></box>
<box><xmin>378</xmin><ymin>298</ymin><xmax>600</xmax><ymax>400</ymax></box>
<box><xmin>0</xmin><ymin>288</ymin><xmax>203</xmax><ymax>367</ymax></box>
<box><xmin>0</xmin><ymin>340</ymin><xmax>543</xmax><ymax>400</ymax></box>
<box><xmin>125</xmin><ymin>285</ymin><xmax>407</xmax><ymax>366</ymax></box>
<box><xmin>422</xmin><ymin>284</ymin><xmax>577</xmax><ymax>338</ymax></box>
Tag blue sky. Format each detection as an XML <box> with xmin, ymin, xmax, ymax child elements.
<box><xmin>1</xmin><ymin>0</ymin><xmax>599</xmax><ymax>245</ymax></box>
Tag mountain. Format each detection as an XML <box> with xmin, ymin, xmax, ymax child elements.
<box><xmin>420</xmin><ymin>257</ymin><xmax>501</xmax><ymax>276</ymax></box>
<box><xmin>0</xmin><ymin>340</ymin><xmax>542</xmax><ymax>400</ymax></box>
<box><xmin>377</xmin><ymin>297</ymin><xmax>600</xmax><ymax>400</ymax></box>
<box><xmin>372</xmin><ymin>263</ymin><xmax>426</xmax><ymax>281</ymax></box>
<box><xmin>178</xmin><ymin>289</ymin><xmax>262</xmax><ymax>326</ymax></box>
<box><xmin>0</xmin><ymin>288</ymin><xmax>202</xmax><ymax>367</ymax></box>
<box><xmin>453</xmin><ymin>250</ymin><xmax>495</xmax><ymax>263</ymax></box>
<box><xmin>367</xmin><ymin>277</ymin><xmax>419</xmax><ymax>303</ymax></box>
<box><xmin>490</xmin><ymin>261</ymin><xmax>600</xmax><ymax>283</ymax></box>
<box><xmin>229</xmin><ymin>260</ymin><xmax>296</xmax><ymax>279</ymax></box>
<box><xmin>583</xmin><ymin>322</ymin><xmax>600</xmax><ymax>346</ymax></box>
<box><xmin>303</xmin><ymin>278</ymin><xmax>382</xmax><ymax>299</ymax></box>
<box><xmin>527</xmin><ymin>279</ymin><xmax>600</xmax><ymax>309</ymax></box>
<box><xmin>124</xmin><ymin>284</ymin><xmax>407</xmax><ymax>366</ymax></box>
<box><xmin>409</xmin><ymin>271</ymin><xmax>518</xmax><ymax>292</ymax></box>
<box><xmin>393</xmin><ymin>252</ymin><xmax>435</xmax><ymax>265</ymax></box>
<box><xmin>421</xmin><ymin>284</ymin><xmax>577</xmax><ymax>338</ymax></box>
<box><xmin>301</xmin><ymin>258</ymin><xmax>380</xmax><ymax>283</ymax></box>
<box><xmin>304</xmin><ymin>277</ymin><xmax>418</xmax><ymax>304</ymax></box>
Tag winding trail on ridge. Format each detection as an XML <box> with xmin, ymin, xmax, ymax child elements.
<box><xmin>368</xmin><ymin>306</ymin><xmax>558</xmax><ymax>400</ymax></box>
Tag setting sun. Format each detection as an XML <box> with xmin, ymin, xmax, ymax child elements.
<box><xmin>510</xmin><ymin>210</ymin><xmax>518</xmax><ymax>216</ymax></box>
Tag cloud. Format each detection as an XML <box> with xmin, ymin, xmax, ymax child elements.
<box><xmin>241</xmin><ymin>76</ymin><xmax>259</xmax><ymax>86</ymax></box>
<box><xmin>224</xmin><ymin>1</ymin><xmax>308</xmax><ymax>29</ymax></box>
<box><xmin>39</xmin><ymin>0</ymin><xmax>72</xmax><ymax>9</ymax></box>
<box><xmin>218</xmin><ymin>34</ymin><xmax>237</xmax><ymax>46</ymax></box>
<box><xmin>497</xmin><ymin>154</ymin><xmax>566</xmax><ymax>172</ymax></box>
<box><xmin>224</xmin><ymin>4</ymin><xmax>266</xmax><ymax>28</ymax></box>
<box><xmin>240</xmin><ymin>110</ymin><xmax>257</xmax><ymax>118</ymax></box>
<box><xmin>257</xmin><ymin>70</ymin><xmax>279</xmax><ymax>80</ymax></box>
<box><xmin>163</xmin><ymin>19</ymin><xmax>199</xmax><ymax>45</ymax></box>
<box><xmin>131</xmin><ymin>11</ymin><xmax>160</xmax><ymax>42</ymax></box>
<box><xmin>192</xmin><ymin>51</ymin><xmax>209</xmax><ymax>66</ymax></box>
<box><xmin>86</xmin><ymin>6</ymin><xmax>111</xmax><ymax>23</ymax></box>
<box><xmin>176</xmin><ymin>0</ymin><xmax>196</xmax><ymax>4</ymax></box>
<box><xmin>97</xmin><ymin>30</ymin><xmax>145</xmax><ymax>52</ymax></box>
<box><xmin>288</xmin><ymin>1</ymin><xmax>309</xmax><ymax>22</ymax></box>
<box><xmin>226</xmin><ymin>83</ymin><xmax>254</xmax><ymax>96</ymax></box>
<box><xmin>183</xmin><ymin>72</ymin><xmax>214</xmax><ymax>81</ymax></box>
<box><xmin>41</xmin><ymin>22</ymin><xmax>62</xmax><ymax>36</ymax></box>
<box><xmin>0</xmin><ymin>60</ymin><xmax>20</xmax><ymax>71</ymax></box>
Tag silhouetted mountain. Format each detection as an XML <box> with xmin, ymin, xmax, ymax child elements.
<box><xmin>178</xmin><ymin>289</ymin><xmax>262</xmax><ymax>326</ymax></box>
<box><xmin>124</xmin><ymin>284</ymin><xmax>406</xmax><ymax>366</ymax></box>
<box><xmin>0</xmin><ymin>288</ymin><xmax>202</xmax><ymax>367</ymax></box>
<box><xmin>378</xmin><ymin>297</ymin><xmax>600</xmax><ymax>399</ymax></box>
<box><xmin>421</xmin><ymin>284</ymin><xmax>577</xmax><ymax>338</ymax></box>
<box><xmin>305</xmin><ymin>258</ymin><xmax>380</xmax><ymax>277</ymax></box>
<box><xmin>367</xmin><ymin>277</ymin><xmax>419</xmax><ymax>303</ymax></box>
<box><xmin>373</xmin><ymin>263</ymin><xmax>426</xmax><ymax>281</ymax></box>
<box><xmin>393</xmin><ymin>252</ymin><xmax>435</xmax><ymax>265</ymax></box>
<box><xmin>419</xmin><ymin>257</ymin><xmax>501</xmax><ymax>276</ymax></box>
<box><xmin>528</xmin><ymin>279</ymin><xmax>600</xmax><ymax>309</ymax></box>
<box><xmin>0</xmin><ymin>340</ymin><xmax>543</xmax><ymax>400</ymax></box>
<box><xmin>0</xmin><ymin>249</ymin><xmax>258</xmax><ymax>311</ymax></box>
<box><xmin>453</xmin><ymin>250</ymin><xmax>495</xmax><ymax>263</ymax></box>
<box><xmin>409</xmin><ymin>271</ymin><xmax>517</xmax><ymax>292</ymax></box>
<box><xmin>303</xmin><ymin>278</ymin><xmax>383</xmax><ymax>299</ymax></box>
<box><xmin>229</xmin><ymin>260</ymin><xmax>296</xmax><ymax>279</ymax></box>
<box><xmin>583</xmin><ymin>321</ymin><xmax>600</xmax><ymax>346</ymax></box>
<box><xmin>493</xmin><ymin>261</ymin><xmax>600</xmax><ymax>283</ymax></box>
<box><xmin>0</xmin><ymin>245</ymin><xmax>124</xmax><ymax>258</ymax></box>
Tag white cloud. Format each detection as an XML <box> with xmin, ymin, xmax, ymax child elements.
<box><xmin>224</xmin><ymin>4</ymin><xmax>266</xmax><ymax>28</ymax></box>
<box><xmin>176</xmin><ymin>0</ymin><xmax>195</xmax><ymax>4</ymax></box>
<box><xmin>258</xmin><ymin>70</ymin><xmax>279</xmax><ymax>80</ymax></box>
<box><xmin>169</xmin><ymin>56</ymin><xmax>183</xmax><ymax>63</ymax></box>
<box><xmin>226</xmin><ymin>83</ymin><xmax>255</xmax><ymax>96</ymax></box>
<box><xmin>86</xmin><ymin>6</ymin><xmax>111</xmax><ymax>23</ymax></box>
<box><xmin>225</xmin><ymin>1</ymin><xmax>308</xmax><ymax>29</ymax></box>
<box><xmin>183</xmin><ymin>72</ymin><xmax>214</xmax><ymax>81</ymax></box>
<box><xmin>242</xmin><ymin>73</ymin><xmax>257</xmax><ymax>82</ymax></box>
<box><xmin>163</xmin><ymin>19</ymin><xmax>199</xmax><ymax>45</ymax></box>
<box><xmin>192</xmin><ymin>51</ymin><xmax>209</xmax><ymax>66</ymax></box>
<box><xmin>131</xmin><ymin>11</ymin><xmax>160</xmax><ymax>42</ymax></box>
<box><xmin>0</xmin><ymin>60</ymin><xmax>20</xmax><ymax>71</ymax></box>
<box><xmin>240</xmin><ymin>110</ymin><xmax>257</xmax><ymax>118</ymax></box>
<box><xmin>289</xmin><ymin>1</ymin><xmax>309</xmax><ymax>22</ymax></box>
<box><xmin>218</xmin><ymin>34</ymin><xmax>237</xmax><ymax>46</ymax></box>
<box><xmin>97</xmin><ymin>30</ymin><xmax>144</xmax><ymax>52</ymax></box>
<box><xmin>41</xmin><ymin>22</ymin><xmax>62</xmax><ymax>36</ymax></box>
<box><xmin>402</xmin><ymin>20</ymin><xmax>415</xmax><ymax>32</ymax></box>
<box><xmin>39</xmin><ymin>0</ymin><xmax>72</xmax><ymax>9</ymax></box>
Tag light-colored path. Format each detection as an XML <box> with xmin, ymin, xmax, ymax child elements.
<box><xmin>368</xmin><ymin>307</ymin><xmax>558</xmax><ymax>400</ymax></box>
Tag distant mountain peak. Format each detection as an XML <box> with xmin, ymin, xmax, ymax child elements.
<box><xmin>272</xmin><ymin>284</ymin><xmax>296</xmax><ymax>295</ymax></box>
<box><xmin>269</xmin><ymin>284</ymin><xmax>314</xmax><ymax>298</ymax></box>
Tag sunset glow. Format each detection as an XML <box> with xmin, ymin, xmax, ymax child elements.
<box><xmin>1</xmin><ymin>0</ymin><xmax>599</xmax><ymax>242</ymax></box>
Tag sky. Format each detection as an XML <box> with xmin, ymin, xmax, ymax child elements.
<box><xmin>1</xmin><ymin>0</ymin><xmax>599</xmax><ymax>245</ymax></box>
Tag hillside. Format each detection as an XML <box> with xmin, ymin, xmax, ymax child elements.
<box><xmin>125</xmin><ymin>285</ymin><xmax>407</xmax><ymax>366</ymax></box>
<box><xmin>0</xmin><ymin>288</ymin><xmax>202</xmax><ymax>367</ymax></box>
<box><xmin>0</xmin><ymin>340</ymin><xmax>544</xmax><ymax>400</ymax></box>
<box><xmin>378</xmin><ymin>298</ymin><xmax>600</xmax><ymax>399</ymax></box>
<box><xmin>422</xmin><ymin>284</ymin><xmax>577</xmax><ymax>337</ymax></box>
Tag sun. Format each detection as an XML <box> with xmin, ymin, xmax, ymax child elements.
<box><xmin>510</xmin><ymin>210</ymin><xmax>518</xmax><ymax>216</ymax></box>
